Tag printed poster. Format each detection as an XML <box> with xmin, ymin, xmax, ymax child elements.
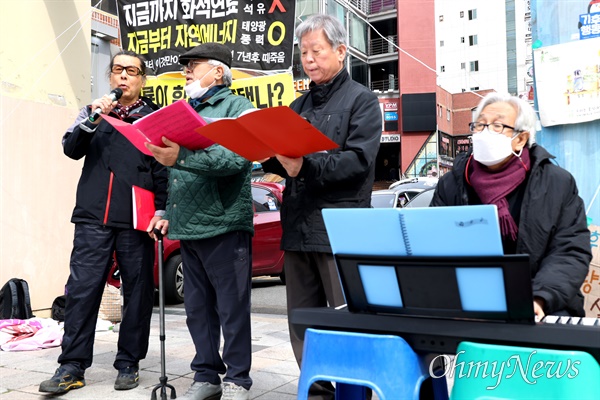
<box><xmin>533</xmin><ymin>36</ymin><xmax>600</xmax><ymax>127</ymax></box>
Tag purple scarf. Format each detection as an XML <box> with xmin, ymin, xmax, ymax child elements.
<box><xmin>466</xmin><ymin>147</ymin><xmax>531</xmax><ymax>241</ymax></box>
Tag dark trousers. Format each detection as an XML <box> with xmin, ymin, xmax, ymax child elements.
<box><xmin>59</xmin><ymin>223</ymin><xmax>155</xmax><ymax>375</ymax></box>
<box><xmin>285</xmin><ymin>251</ymin><xmax>346</xmax><ymax>400</ymax></box>
<box><xmin>180</xmin><ymin>231</ymin><xmax>253</xmax><ymax>390</ymax></box>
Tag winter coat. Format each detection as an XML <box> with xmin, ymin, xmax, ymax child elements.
<box><xmin>431</xmin><ymin>144</ymin><xmax>591</xmax><ymax>316</ymax></box>
<box><xmin>63</xmin><ymin>98</ymin><xmax>168</xmax><ymax>229</ymax></box>
<box><xmin>164</xmin><ymin>87</ymin><xmax>255</xmax><ymax>240</ymax></box>
<box><xmin>262</xmin><ymin>69</ymin><xmax>382</xmax><ymax>252</ymax></box>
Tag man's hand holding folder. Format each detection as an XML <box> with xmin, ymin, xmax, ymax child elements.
<box><xmin>145</xmin><ymin>137</ymin><xmax>180</xmax><ymax>167</ymax></box>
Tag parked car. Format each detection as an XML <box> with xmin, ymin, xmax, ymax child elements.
<box><xmin>388</xmin><ymin>176</ymin><xmax>438</xmax><ymax>191</ymax></box>
<box><xmin>403</xmin><ymin>187</ymin><xmax>435</xmax><ymax>208</ymax></box>
<box><xmin>371</xmin><ymin>177</ymin><xmax>438</xmax><ymax>208</ymax></box>
<box><xmin>108</xmin><ymin>182</ymin><xmax>285</xmax><ymax>304</ymax></box>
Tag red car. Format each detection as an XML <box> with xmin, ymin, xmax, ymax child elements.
<box><xmin>109</xmin><ymin>181</ymin><xmax>285</xmax><ymax>304</ymax></box>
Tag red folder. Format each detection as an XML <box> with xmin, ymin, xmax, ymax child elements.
<box><xmin>195</xmin><ymin>106</ymin><xmax>339</xmax><ymax>161</ymax></box>
<box><xmin>132</xmin><ymin>185</ymin><xmax>155</xmax><ymax>231</ymax></box>
<box><xmin>102</xmin><ymin>100</ymin><xmax>215</xmax><ymax>156</ymax></box>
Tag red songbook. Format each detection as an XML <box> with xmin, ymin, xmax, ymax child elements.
<box><xmin>132</xmin><ymin>185</ymin><xmax>155</xmax><ymax>231</ymax></box>
<box><xmin>102</xmin><ymin>100</ymin><xmax>215</xmax><ymax>156</ymax></box>
<box><xmin>195</xmin><ymin>106</ymin><xmax>339</xmax><ymax>161</ymax></box>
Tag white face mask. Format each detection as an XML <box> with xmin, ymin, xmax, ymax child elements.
<box><xmin>472</xmin><ymin>129</ymin><xmax>520</xmax><ymax>166</ymax></box>
<box><xmin>184</xmin><ymin>67</ymin><xmax>216</xmax><ymax>99</ymax></box>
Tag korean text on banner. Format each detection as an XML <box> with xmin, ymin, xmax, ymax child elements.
<box><xmin>116</xmin><ymin>0</ymin><xmax>296</xmax><ymax>75</ymax></box>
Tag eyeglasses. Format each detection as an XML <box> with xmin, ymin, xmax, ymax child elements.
<box><xmin>180</xmin><ymin>61</ymin><xmax>208</xmax><ymax>75</ymax></box>
<box><xmin>111</xmin><ymin>64</ymin><xmax>144</xmax><ymax>76</ymax></box>
<box><xmin>469</xmin><ymin>122</ymin><xmax>520</xmax><ymax>135</ymax></box>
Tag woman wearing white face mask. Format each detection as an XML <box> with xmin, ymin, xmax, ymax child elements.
<box><xmin>431</xmin><ymin>92</ymin><xmax>591</xmax><ymax>320</ymax></box>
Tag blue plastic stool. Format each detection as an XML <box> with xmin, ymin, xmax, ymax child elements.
<box><xmin>450</xmin><ymin>341</ymin><xmax>600</xmax><ymax>400</ymax></box>
<box><xmin>297</xmin><ymin>328</ymin><xmax>447</xmax><ymax>400</ymax></box>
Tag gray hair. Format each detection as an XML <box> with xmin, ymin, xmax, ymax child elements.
<box><xmin>474</xmin><ymin>92</ymin><xmax>537</xmax><ymax>146</ymax></box>
<box><xmin>207</xmin><ymin>59</ymin><xmax>233</xmax><ymax>87</ymax></box>
<box><xmin>295</xmin><ymin>14</ymin><xmax>347</xmax><ymax>49</ymax></box>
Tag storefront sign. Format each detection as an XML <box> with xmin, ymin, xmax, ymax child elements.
<box><xmin>381</xmin><ymin>134</ymin><xmax>400</xmax><ymax>143</ymax></box>
<box><xmin>384</xmin><ymin>102</ymin><xmax>398</xmax><ymax>111</ymax></box>
<box><xmin>384</xmin><ymin>112</ymin><xmax>398</xmax><ymax>121</ymax></box>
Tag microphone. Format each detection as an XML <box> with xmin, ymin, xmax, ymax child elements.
<box><xmin>89</xmin><ymin>88</ymin><xmax>123</xmax><ymax>122</ymax></box>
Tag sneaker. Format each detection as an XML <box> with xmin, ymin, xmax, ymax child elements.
<box><xmin>114</xmin><ymin>365</ymin><xmax>139</xmax><ymax>390</ymax></box>
<box><xmin>221</xmin><ymin>382</ymin><xmax>250</xmax><ymax>400</ymax></box>
<box><xmin>39</xmin><ymin>366</ymin><xmax>85</xmax><ymax>394</ymax></box>
<box><xmin>177</xmin><ymin>381</ymin><xmax>222</xmax><ymax>400</ymax></box>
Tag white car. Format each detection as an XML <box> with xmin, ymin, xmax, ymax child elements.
<box><xmin>403</xmin><ymin>187</ymin><xmax>436</xmax><ymax>208</ymax></box>
<box><xmin>388</xmin><ymin>176</ymin><xmax>438</xmax><ymax>191</ymax></box>
<box><xmin>371</xmin><ymin>177</ymin><xmax>438</xmax><ymax>208</ymax></box>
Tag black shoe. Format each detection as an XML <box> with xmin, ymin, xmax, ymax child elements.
<box><xmin>39</xmin><ymin>366</ymin><xmax>85</xmax><ymax>394</ymax></box>
<box><xmin>114</xmin><ymin>365</ymin><xmax>139</xmax><ymax>390</ymax></box>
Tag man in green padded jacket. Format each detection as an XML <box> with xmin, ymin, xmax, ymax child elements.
<box><xmin>146</xmin><ymin>42</ymin><xmax>254</xmax><ymax>400</ymax></box>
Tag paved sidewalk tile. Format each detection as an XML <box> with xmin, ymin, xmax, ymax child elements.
<box><xmin>0</xmin><ymin>312</ymin><xmax>298</xmax><ymax>399</ymax></box>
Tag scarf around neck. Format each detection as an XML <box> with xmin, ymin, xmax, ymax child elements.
<box><xmin>189</xmin><ymin>84</ymin><xmax>226</xmax><ymax>109</ymax></box>
<box><xmin>466</xmin><ymin>147</ymin><xmax>531</xmax><ymax>241</ymax></box>
<box><xmin>113</xmin><ymin>99</ymin><xmax>144</xmax><ymax>119</ymax></box>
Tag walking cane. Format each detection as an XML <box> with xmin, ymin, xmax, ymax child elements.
<box><xmin>151</xmin><ymin>229</ymin><xmax>176</xmax><ymax>400</ymax></box>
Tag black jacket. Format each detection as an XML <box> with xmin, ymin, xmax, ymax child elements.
<box><xmin>262</xmin><ymin>70</ymin><xmax>381</xmax><ymax>252</ymax></box>
<box><xmin>63</xmin><ymin>98</ymin><xmax>168</xmax><ymax>229</ymax></box>
<box><xmin>431</xmin><ymin>144</ymin><xmax>591</xmax><ymax>316</ymax></box>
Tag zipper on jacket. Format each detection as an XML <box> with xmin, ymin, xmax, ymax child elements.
<box><xmin>103</xmin><ymin>171</ymin><xmax>114</xmax><ymax>225</ymax></box>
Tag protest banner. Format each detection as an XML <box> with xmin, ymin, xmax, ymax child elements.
<box><xmin>116</xmin><ymin>0</ymin><xmax>295</xmax><ymax>75</ymax></box>
<box><xmin>141</xmin><ymin>71</ymin><xmax>295</xmax><ymax>107</ymax></box>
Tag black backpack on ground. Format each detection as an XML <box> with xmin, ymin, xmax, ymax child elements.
<box><xmin>0</xmin><ymin>278</ymin><xmax>34</xmax><ymax>320</ymax></box>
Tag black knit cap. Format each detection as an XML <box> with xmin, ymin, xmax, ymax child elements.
<box><xmin>178</xmin><ymin>42</ymin><xmax>233</xmax><ymax>68</ymax></box>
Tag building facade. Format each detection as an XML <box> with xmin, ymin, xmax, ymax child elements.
<box><xmin>0</xmin><ymin>2</ymin><xmax>93</xmax><ymax>314</ymax></box>
<box><xmin>433</xmin><ymin>0</ymin><xmax>533</xmax><ymax>175</ymax></box>
<box><xmin>435</xmin><ymin>0</ymin><xmax>533</xmax><ymax>98</ymax></box>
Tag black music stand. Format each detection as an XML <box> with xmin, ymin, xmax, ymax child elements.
<box><xmin>334</xmin><ymin>253</ymin><xmax>535</xmax><ymax>324</ymax></box>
